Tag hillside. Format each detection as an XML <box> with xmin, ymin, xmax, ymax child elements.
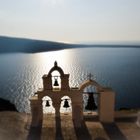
<box><xmin>0</xmin><ymin>36</ymin><xmax>73</xmax><ymax>53</ymax></box>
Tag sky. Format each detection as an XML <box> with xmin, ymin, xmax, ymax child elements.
<box><xmin>0</xmin><ymin>0</ymin><xmax>140</xmax><ymax>43</ymax></box>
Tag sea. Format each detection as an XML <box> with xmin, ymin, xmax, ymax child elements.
<box><xmin>0</xmin><ymin>47</ymin><xmax>140</xmax><ymax>113</ymax></box>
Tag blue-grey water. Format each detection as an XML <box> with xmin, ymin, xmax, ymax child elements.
<box><xmin>0</xmin><ymin>47</ymin><xmax>140</xmax><ymax>112</ymax></box>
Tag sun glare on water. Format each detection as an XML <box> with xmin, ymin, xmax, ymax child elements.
<box><xmin>34</xmin><ymin>49</ymin><xmax>71</xmax><ymax>73</ymax></box>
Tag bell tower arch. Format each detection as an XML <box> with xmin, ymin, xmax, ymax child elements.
<box><xmin>42</xmin><ymin>61</ymin><xmax>70</xmax><ymax>90</ymax></box>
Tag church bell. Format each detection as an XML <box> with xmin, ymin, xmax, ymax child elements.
<box><xmin>63</xmin><ymin>99</ymin><xmax>70</xmax><ymax>108</ymax></box>
<box><xmin>45</xmin><ymin>100</ymin><xmax>50</xmax><ymax>107</ymax></box>
<box><xmin>85</xmin><ymin>93</ymin><xmax>97</xmax><ymax>111</ymax></box>
<box><xmin>53</xmin><ymin>76</ymin><xmax>59</xmax><ymax>86</ymax></box>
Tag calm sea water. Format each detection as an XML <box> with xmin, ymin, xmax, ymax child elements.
<box><xmin>0</xmin><ymin>47</ymin><xmax>140</xmax><ymax>112</ymax></box>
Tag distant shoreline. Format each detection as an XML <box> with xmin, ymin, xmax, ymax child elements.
<box><xmin>0</xmin><ymin>36</ymin><xmax>140</xmax><ymax>53</ymax></box>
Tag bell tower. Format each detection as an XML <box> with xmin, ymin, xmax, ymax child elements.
<box><xmin>42</xmin><ymin>61</ymin><xmax>70</xmax><ymax>90</ymax></box>
<box><xmin>30</xmin><ymin>61</ymin><xmax>115</xmax><ymax>128</ymax></box>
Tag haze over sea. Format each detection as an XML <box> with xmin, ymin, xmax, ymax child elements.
<box><xmin>0</xmin><ymin>42</ymin><xmax>140</xmax><ymax>112</ymax></box>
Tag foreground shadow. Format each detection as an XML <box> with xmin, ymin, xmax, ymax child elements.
<box><xmin>73</xmin><ymin>120</ymin><xmax>92</xmax><ymax>140</ymax></box>
<box><xmin>27</xmin><ymin>121</ymin><xmax>42</xmax><ymax>140</ymax></box>
<box><xmin>102</xmin><ymin>123</ymin><xmax>127</xmax><ymax>140</ymax></box>
<box><xmin>55</xmin><ymin>114</ymin><xmax>64</xmax><ymax>140</ymax></box>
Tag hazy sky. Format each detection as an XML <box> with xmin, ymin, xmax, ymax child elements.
<box><xmin>0</xmin><ymin>0</ymin><xmax>140</xmax><ymax>43</ymax></box>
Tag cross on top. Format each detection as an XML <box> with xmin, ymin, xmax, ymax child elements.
<box><xmin>87</xmin><ymin>73</ymin><xmax>94</xmax><ymax>80</ymax></box>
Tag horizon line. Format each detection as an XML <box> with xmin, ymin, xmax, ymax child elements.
<box><xmin>0</xmin><ymin>34</ymin><xmax>140</xmax><ymax>46</ymax></box>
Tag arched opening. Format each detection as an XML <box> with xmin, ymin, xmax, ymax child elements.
<box><xmin>42</xmin><ymin>96</ymin><xmax>55</xmax><ymax>114</ymax></box>
<box><xmin>83</xmin><ymin>85</ymin><xmax>99</xmax><ymax>116</ymax></box>
<box><xmin>60</xmin><ymin>96</ymin><xmax>72</xmax><ymax>115</ymax></box>
<box><xmin>42</xmin><ymin>96</ymin><xmax>56</xmax><ymax>130</ymax></box>
<box><xmin>51</xmin><ymin>70</ymin><xmax>61</xmax><ymax>89</ymax></box>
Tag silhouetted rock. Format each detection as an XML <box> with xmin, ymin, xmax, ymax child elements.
<box><xmin>0</xmin><ymin>98</ymin><xmax>17</xmax><ymax>111</ymax></box>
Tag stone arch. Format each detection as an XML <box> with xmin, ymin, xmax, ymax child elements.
<box><xmin>79</xmin><ymin>80</ymin><xmax>103</xmax><ymax>92</ymax></box>
<box><xmin>48</xmin><ymin>61</ymin><xmax>64</xmax><ymax>76</ymax></box>
<box><xmin>79</xmin><ymin>80</ymin><xmax>100</xmax><ymax>112</ymax></box>
<box><xmin>42</xmin><ymin>96</ymin><xmax>55</xmax><ymax>114</ymax></box>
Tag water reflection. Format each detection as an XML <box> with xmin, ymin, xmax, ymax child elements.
<box><xmin>33</xmin><ymin>50</ymin><xmax>71</xmax><ymax>73</ymax></box>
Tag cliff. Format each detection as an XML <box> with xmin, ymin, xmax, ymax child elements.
<box><xmin>0</xmin><ymin>98</ymin><xmax>17</xmax><ymax>111</ymax></box>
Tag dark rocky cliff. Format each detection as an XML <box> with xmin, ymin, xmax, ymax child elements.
<box><xmin>0</xmin><ymin>98</ymin><xmax>17</xmax><ymax>111</ymax></box>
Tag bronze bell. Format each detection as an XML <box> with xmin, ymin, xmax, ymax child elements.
<box><xmin>53</xmin><ymin>77</ymin><xmax>59</xmax><ymax>86</ymax></box>
<box><xmin>45</xmin><ymin>100</ymin><xmax>50</xmax><ymax>107</ymax></box>
<box><xmin>85</xmin><ymin>93</ymin><xmax>97</xmax><ymax>111</ymax></box>
<box><xmin>63</xmin><ymin>99</ymin><xmax>70</xmax><ymax>108</ymax></box>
